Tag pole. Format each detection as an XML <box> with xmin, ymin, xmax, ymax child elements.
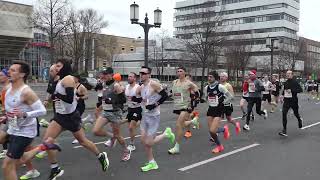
<box><xmin>270</xmin><ymin>39</ymin><xmax>274</xmax><ymax>75</ymax></box>
<box><xmin>144</xmin><ymin>14</ymin><xmax>149</xmax><ymax>67</ymax></box>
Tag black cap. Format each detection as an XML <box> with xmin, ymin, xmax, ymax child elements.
<box><xmin>101</xmin><ymin>67</ymin><xmax>113</xmax><ymax>75</ymax></box>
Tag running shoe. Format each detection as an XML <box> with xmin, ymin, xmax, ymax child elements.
<box><xmin>127</xmin><ymin>144</ymin><xmax>136</xmax><ymax>151</ymax></box>
<box><xmin>35</xmin><ymin>151</ymin><xmax>47</xmax><ymax>159</ymax></box>
<box><xmin>39</xmin><ymin>119</ymin><xmax>49</xmax><ymax>128</ymax></box>
<box><xmin>192</xmin><ymin>116</ymin><xmax>200</xmax><ymax>129</ymax></box>
<box><xmin>184</xmin><ymin>131</ymin><xmax>192</xmax><ymax>138</ymax></box>
<box><xmin>141</xmin><ymin>162</ymin><xmax>159</xmax><ymax>172</ymax></box>
<box><xmin>164</xmin><ymin>127</ymin><xmax>175</xmax><ymax>145</ymax></box>
<box><xmin>212</xmin><ymin>145</ymin><xmax>224</xmax><ymax>154</ymax></box>
<box><xmin>243</xmin><ymin>124</ymin><xmax>250</xmax><ymax>131</ymax></box>
<box><xmin>241</xmin><ymin>113</ymin><xmax>247</xmax><ymax>120</ymax></box>
<box><xmin>263</xmin><ymin>110</ymin><xmax>268</xmax><ymax>119</ymax></box>
<box><xmin>42</xmin><ymin>142</ymin><xmax>62</xmax><ymax>151</ymax></box>
<box><xmin>278</xmin><ymin>130</ymin><xmax>288</xmax><ymax>137</ymax></box>
<box><xmin>20</xmin><ymin>169</ymin><xmax>40</xmax><ymax>180</ymax></box>
<box><xmin>72</xmin><ymin>139</ymin><xmax>79</xmax><ymax>144</ymax></box>
<box><xmin>0</xmin><ymin>150</ymin><xmax>7</xmax><ymax>159</ymax></box>
<box><xmin>121</xmin><ymin>149</ymin><xmax>132</xmax><ymax>161</ymax></box>
<box><xmin>235</xmin><ymin>122</ymin><xmax>241</xmax><ymax>135</ymax></box>
<box><xmin>104</xmin><ymin>138</ymin><xmax>117</xmax><ymax>148</ymax></box>
<box><xmin>48</xmin><ymin>167</ymin><xmax>64</xmax><ymax>180</ymax></box>
<box><xmin>98</xmin><ymin>152</ymin><xmax>109</xmax><ymax>172</ymax></box>
<box><xmin>223</xmin><ymin>125</ymin><xmax>230</xmax><ymax>139</ymax></box>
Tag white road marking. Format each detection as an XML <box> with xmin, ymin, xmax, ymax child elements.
<box><xmin>301</xmin><ymin>121</ymin><xmax>320</xmax><ymax>130</ymax></box>
<box><xmin>178</xmin><ymin>143</ymin><xmax>260</xmax><ymax>172</ymax></box>
<box><xmin>73</xmin><ymin>131</ymin><xmax>162</xmax><ymax>149</ymax></box>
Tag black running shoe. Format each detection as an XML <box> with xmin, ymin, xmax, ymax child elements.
<box><xmin>98</xmin><ymin>152</ymin><xmax>109</xmax><ymax>172</ymax></box>
<box><xmin>48</xmin><ymin>167</ymin><xmax>64</xmax><ymax>180</ymax></box>
<box><xmin>241</xmin><ymin>113</ymin><xmax>247</xmax><ymax>120</ymax></box>
<box><xmin>251</xmin><ymin>115</ymin><xmax>255</xmax><ymax>121</ymax></box>
<box><xmin>278</xmin><ymin>130</ymin><xmax>288</xmax><ymax>137</ymax></box>
<box><xmin>298</xmin><ymin>118</ymin><xmax>303</xmax><ymax>129</ymax></box>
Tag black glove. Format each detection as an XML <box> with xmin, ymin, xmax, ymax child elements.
<box><xmin>218</xmin><ymin>96</ymin><xmax>225</xmax><ymax>104</ymax></box>
<box><xmin>200</xmin><ymin>99</ymin><xmax>205</xmax><ymax>103</ymax></box>
<box><xmin>95</xmin><ymin>82</ymin><xmax>103</xmax><ymax>91</ymax></box>
<box><xmin>146</xmin><ymin>104</ymin><xmax>157</xmax><ymax>110</ymax></box>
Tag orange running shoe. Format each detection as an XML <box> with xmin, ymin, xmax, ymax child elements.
<box><xmin>212</xmin><ymin>145</ymin><xmax>224</xmax><ymax>154</ymax></box>
<box><xmin>184</xmin><ymin>131</ymin><xmax>192</xmax><ymax>138</ymax></box>
<box><xmin>223</xmin><ymin>125</ymin><xmax>230</xmax><ymax>139</ymax></box>
<box><xmin>235</xmin><ymin>122</ymin><xmax>241</xmax><ymax>135</ymax></box>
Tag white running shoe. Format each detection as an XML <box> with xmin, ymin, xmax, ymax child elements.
<box><xmin>263</xmin><ymin>110</ymin><xmax>268</xmax><ymax>119</ymax></box>
<box><xmin>243</xmin><ymin>124</ymin><xmax>250</xmax><ymax>131</ymax></box>
<box><xmin>0</xmin><ymin>150</ymin><xmax>7</xmax><ymax>159</ymax></box>
<box><xmin>72</xmin><ymin>139</ymin><xmax>79</xmax><ymax>144</ymax></box>
<box><xmin>39</xmin><ymin>119</ymin><xmax>49</xmax><ymax>127</ymax></box>
<box><xmin>20</xmin><ymin>169</ymin><xmax>40</xmax><ymax>180</ymax></box>
<box><xmin>104</xmin><ymin>138</ymin><xmax>117</xmax><ymax>148</ymax></box>
<box><xmin>127</xmin><ymin>144</ymin><xmax>136</xmax><ymax>151</ymax></box>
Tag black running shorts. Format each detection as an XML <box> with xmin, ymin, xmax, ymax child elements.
<box><xmin>53</xmin><ymin>110</ymin><xmax>82</xmax><ymax>133</ymax></box>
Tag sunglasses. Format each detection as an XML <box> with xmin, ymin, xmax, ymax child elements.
<box><xmin>139</xmin><ymin>72</ymin><xmax>149</xmax><ymax>75</ymax></box>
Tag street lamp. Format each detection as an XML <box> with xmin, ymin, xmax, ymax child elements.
<box><xmin>130</xmin><ymin>2</ymin><xmax>162</xmax><ymax>67</ymax></box>
<box><xmin>266</xmin><ymin>37</ymin><xmax>279</xmax><ymax>75</ymax></box>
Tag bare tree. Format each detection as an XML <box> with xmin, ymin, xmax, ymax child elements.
<box><xmin>179</xmin><ymin>3</ymin><xmax>226</xmax><ymax>93</ymax></box>
<box><xmin>30</xmin><ymin>0</ymin><xmax>71</xmax><ymax>63</ymax></box>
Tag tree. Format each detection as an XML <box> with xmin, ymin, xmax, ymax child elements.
<box><xmin>30</xmin><ymin>0</ymin><xmax>71</xmax><ymax>63</ymax></box>
<box><xmin>179</xmin><ymin>3</ymin><xmax>226</xmax><ymax>93</ymax></box>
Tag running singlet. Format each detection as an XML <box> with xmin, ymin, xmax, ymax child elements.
<box><xmin>125</xmin><ymin>84</ymin><xmax>141</xmax><ymax>109</ymax></box>
<box><xmin>54</xmin><ymin>81</ymin><xmax>77</xmax><ymax>114</ymax></box>
<box><xmin>141</xmin><ymin>81</ymin><xmax>161</xmax><ymax>115</ymax></box>
<box><xmin>206</xmin><ymin>83</ymin><xmax>222</xmax><ymax>107</ymax></box>
<box><xmin>172</xmin><ymin>79</ymin><xmax>192</xmax><ymax>110</ymax></box>
<box><xmin>5</xmin><ymin>85</ymin><xmax>38</xmax><ymax>138</ymax></box>
<box><xmin>242</xmin><ymin>81</ymin><xmax>249</xmax><ymax>97</ymax></box>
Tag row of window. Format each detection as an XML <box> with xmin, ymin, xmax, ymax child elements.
<box><xmin>308</xmin><ymin>45</ymin><xmax>320</xmax><ymax>53</ymax></box>
<box><xmin>175</xmin><ymin>3</ymin><xmax>292</xmax><ymax>22</ymax></box>
<box><xmin>175</xmin><ymin>0</ymin><xmax>252</xmax><ymax>12</ymax></box>
<box><xmin>221</xmin><ymin>0</ymin><xmax>251</xmax><ymax>5</ymax></box>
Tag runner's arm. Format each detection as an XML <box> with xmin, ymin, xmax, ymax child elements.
<box><xmin>55</xmin><ymin>76</ymin><xmax>75</xmax><ymax>104</ymax></box>
<box><xmin>19</xmin><ymin>88</ymin><xmax>47</xmax><ymax>118</ymax></box>
<box><xmin>151</xmin><ymin>81</ymin><xmax>168</xmax><ymax>105</ymax></box>
<box><xmin>218</xmin><ymin>85</ymin><xmax>233</xmax><ymax>103</ymax></box>
<box><xmin>79</xmin><ymin>85</ymin><xmax>88</xmax><ymax>100</ymax></box>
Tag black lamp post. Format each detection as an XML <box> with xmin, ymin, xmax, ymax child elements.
<box><xmin>130</xmin><ymin>2</ymin><xmax>162</xmax><ymax>67</ymax></box>
<box><xmin>266</xmin><ymin>37</ymin><xmax>279</xmax><ymax>75</ymax></box>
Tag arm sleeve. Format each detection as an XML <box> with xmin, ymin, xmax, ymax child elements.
<box><xmin>26</xmin><ymin>100</ymin><xmax>47</xmax><ymax>118</ymax></box>
<box><xmin>157</xmin><ymin>89</ymin><xmax>168</xmax><ymax>105</ymax></box>
<box><xmin>219</xmin><ymin>85</ymin><xmax>233</xmax><ymax>103</ymax></box>
<box><xmin>55</xmin><ymin>87</ymin><xmax>74</xmax><ymax>104</ymax></box>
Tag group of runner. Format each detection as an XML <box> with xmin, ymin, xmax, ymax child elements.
<box><xmin>0</xmin><ymin>60</ymin><xmax>306</xmax><ymax>179</ymax></box>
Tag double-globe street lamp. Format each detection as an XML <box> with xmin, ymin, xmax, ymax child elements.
<box><xmin>130</xmin><ymin>2</ymin><xmax>162</xmax><ymax>67</ymax></box>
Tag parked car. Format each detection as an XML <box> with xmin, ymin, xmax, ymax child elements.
<box><xmin>85</xmin><ymin>77</ymin><xmax>98</xmax><ymax>89</ymax></box>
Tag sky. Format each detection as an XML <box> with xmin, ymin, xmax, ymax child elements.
<box><xmin>5</xmin><ymin>0</ymin><xmax>320</xmax><ymax>41</ymax></box>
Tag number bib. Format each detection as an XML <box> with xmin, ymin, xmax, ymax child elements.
<box><xmin>8</xmin><ymin>116</ymin><xmax>19</xmax><ymax>131</ymax></box>
<box><xmin>55</xmin><ymin>100</ymin><xmax>66</xmax><ymax>113</ymax></box>
<box><xmin>208</xmin><ymin>95</ymin><xmax>218</xmax><ymax>107</ymax></box>
<box><xmin>284</xmin><ymin>89</ymin><xmax>292</xmax><ymax>98</ymax></box>
<box><xmin>102</xmin><ymin>102</ymin><xmax>113</xmax><ymax>111</ymax></box>
<box><xmin>173</xmin><ymin>92</ymin><xmax>183</xmax><ymax>104</ymax></box>
<box><xmin>249</xmin><ymin>83</ymin><xmax>256</xmax><ymax>92</ymax></box>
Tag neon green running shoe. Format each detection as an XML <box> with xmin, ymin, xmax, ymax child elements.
<box><xmin>164</xmin><ymin>127</ymin><xmax>175</xmax><ymax>145</ymax></box>
<box><xmin>141</xmin><ymin>162</ymin><xmax>158</xmax><ymax>172</ymax></box>
<box><xmin>35</xmin><ymin>151</ymin><xmax>47</xmax><ymax>159</ymax></box>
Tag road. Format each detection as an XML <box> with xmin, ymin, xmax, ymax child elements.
<box><xmin>1</xmin><ymin>94</ymin><xmax>320</xmax><ymax>180</ymax></box>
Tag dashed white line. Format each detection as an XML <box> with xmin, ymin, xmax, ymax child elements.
<box><xmin>178</xmin><ymin>143</ymin><xmax>260</xmax><ymax>172</ymax></box>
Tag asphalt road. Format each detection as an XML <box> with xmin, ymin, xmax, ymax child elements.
<box><xmin>1</xmin><ymin>94</ymin><xmax>320</xmax><ymax>180</ymax></box>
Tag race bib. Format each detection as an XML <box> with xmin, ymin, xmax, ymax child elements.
<box><xmin>102</xmin><ymin>102</ymin><xmax>113</xmax><ymax>111</ymax></box>
<box><xmin>262</xmin><ymin>90</ymin><xmax>270</xmax><ymax>95</ymax></box>
<box><xmin>284</xmin><ymin>89</ymin><xmax>292</xmax><ymax>98</ymax></box>
<box><xmin>243</xmin><ymin>91</ymin><xmax>249</xmax><ymax>97</ymax></box>
<box><xmin>173</xmin><ymin>92</ymin><xmax>183</xmax><ymax>104</ymax></box>
<box><xmin>55</xmin><ymin>100</ymin><xmax>66</xmax><ymax>113</ymax></box>
<box><xmin>249</xmin><ymin>83</ymin><xmax>255</xmax><ymax>93</ymax></box>
<box><xmin>8</xmin><ymin>116</ymin><xmax>19</xmax><ymax>131</ymax></box>
<box><xmin>208</xmin><ymin>95</ymin><xmax>218</xmax><ymax>107</ymax></box>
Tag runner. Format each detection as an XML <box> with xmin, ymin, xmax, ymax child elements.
<box><xmin>41</xmin><ymin>59</ymin><xmax>109</xmax><ymax>179</ymax></box>
<box><xmin>261</xmin><ymin>75</ymin><xmax>272</xmax><ymax>117</ymax></box>
<box><xmin>205</xmin><ymin>71</ymin><xmax>232</xmax><ymax>153</ymax></box>
<box><xmin>243</xmin><ymin>70</ymin><xmax>267</xmax><ymax>131</ymax></box>
<box><xmin>314</xmin><ymin>79</ymin><xmax>319</xmax><ymax>100</ymax></box>
<box><xmin>139</xmin><ymin>66</ymin><xmax>175</xmax><ymax>171</ymax></box>
<box><xmin>125</xmin><ymin>72</ymin><xmax>142</xmax><ymax>151</ymax></box>
<box><xmin>184</xmin><ymin>74</ymin><xmax>200</xmax><ymax>138</ymax></box>
<box><xmin>270</xmin><ymin>74</ymin><xmax>281</xmax><ymax>113</ymax></box>
<box><xmin>71</xmin><ymin>74</ymin><xmax>89</xmax><ymax>144</ymax></box>
<box><xmin>0</xmin><ymin>61</ymin><xmax>48</xmax><ymax>180</ymax></box>
<box><xmin>168</xmin><ymin>67</ymin><xmax>199</xmax><ymax>154</ymax></box>
<box><xmin>219</xmin><ymin>72</ymin><xmax>241</xmax><ymax>134</ymax></box>
<box><xmin>0</xmin><ymin>68</ymin><xmax>10</xmax><ymax>159</ymax></box>
<box><xmin>305</xmin><ymin>80</ymin><xmax>313</xmax><ymax>101</ymax></box>
<box><xmin>92</xmin><ymin>67</ymin><xmax>131</xmax><ymax>161</ymax></box>
<box><xmin>279</xmin><ymin>70</ymin><xmax>303</xmax><ymax>137</ymax></box>
<box><xmin>240</xmin><ymin>74</ymin><xmax>254</xmax><ymax>121</ymax></box>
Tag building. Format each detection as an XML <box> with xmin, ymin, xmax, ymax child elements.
<box><xmin>173</xmin><ymin>0</ymin><xmax>301</xmax><ymax>73</ymax></box>
<box><xmin>300</xmin><ymin>37</ymin><xmax>320</xmax><ymax>75</ymax></box>
<box><xmin>20</xmin><ymin>31</ymin><xmax>51</xmax><ymax>79</ymax></box>
<box><xmin>0</xmin><ymin>1</ymin><xmax>33</xmax><ymax>68</ymax></box>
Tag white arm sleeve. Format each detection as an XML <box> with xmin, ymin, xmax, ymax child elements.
<box><xmin>26</xmin><ymin>100</ymin><xmax>47</xmax><ymax>118</ymax></box>
<box><xmin>218</xmin><ymin>84</ymin><xmax>233</xmax><ymax>103</ymax></box>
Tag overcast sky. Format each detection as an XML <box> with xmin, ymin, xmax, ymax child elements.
<box><xmin>6</xmin><ymin>0</ymin><xmax>320</xmax><ymax>41</ymax></box>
